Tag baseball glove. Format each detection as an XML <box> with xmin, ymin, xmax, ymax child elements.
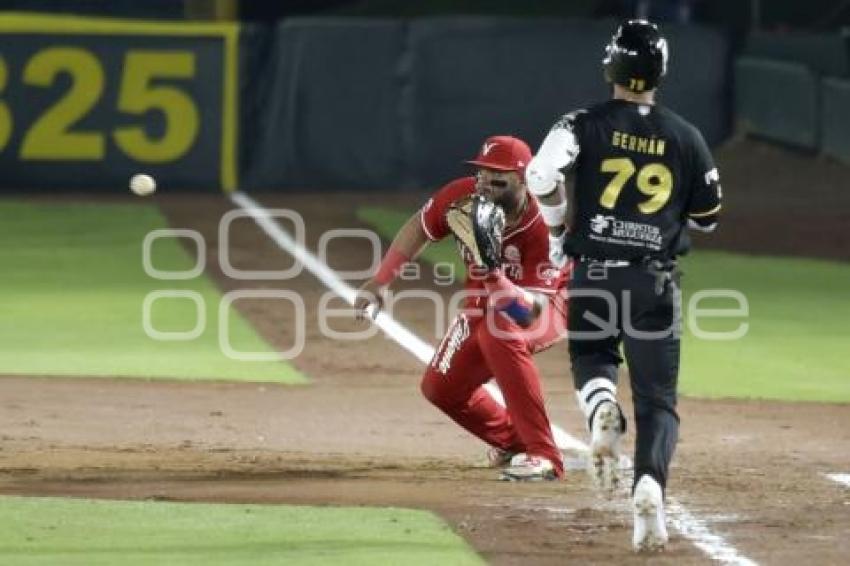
<box><xmin>446</xmin><ymin>194</ymin><xmax>506</xmax><ymax>271</ymax></box>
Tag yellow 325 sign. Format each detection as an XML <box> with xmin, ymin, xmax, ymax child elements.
<box><xmin>0</xmin><ymin>13</ymin><xmax>238</xmax><ymax>191</ymax></box>
<box><xmin>0</xmin><ymin>48</ymin><xmax>198</xmax><ymax>162</ymax></box>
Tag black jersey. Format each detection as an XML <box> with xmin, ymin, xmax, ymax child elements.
<box><xmin>566</xmin><ymin>100</ymin><xmax>721</xmax><ymax>260</ymax></box>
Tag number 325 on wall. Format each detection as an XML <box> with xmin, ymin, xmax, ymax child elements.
<box><xmin>0</xmin><ymin>47</ymin><xmax>199</xmax><ymax>162</ymax></box>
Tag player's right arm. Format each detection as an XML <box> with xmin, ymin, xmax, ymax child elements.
<box><xmin>355</xmin><ymin>178</ymin><xmax>471</xmax><ymax>321</ymax></box>
<box><xmin>354</xmin><ymin>211</ymin><xmax>430</xmax><ymax>321</ymax></box>
<box><xmin>527</xmin><ymin>112</ymin><xmax>583</xmax><ymax>266</ymax></box>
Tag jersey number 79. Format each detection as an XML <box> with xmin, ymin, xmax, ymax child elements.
<box><xmin>598</xmin><ymin>157</ymin><xmax>673</xmax><ymax>214</ymax></box>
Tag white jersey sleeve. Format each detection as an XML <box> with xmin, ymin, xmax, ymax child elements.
<box><xmin>526</xmin><ymin>112</ymin><xmax>583</xmax><ymax>197</ymax></box>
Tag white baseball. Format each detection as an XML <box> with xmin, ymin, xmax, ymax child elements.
<box><xmin>129</xmin><ymin>174</ymin><xmax>156</xmax><ymax>196</ymax></box>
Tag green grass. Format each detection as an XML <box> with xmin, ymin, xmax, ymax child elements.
<box><xmin>0</xmin><ymin>201</ymin><xmax>304</xmax><ymax>383</ymax></box>
<box><xmin>0</xmin><ymin>496</ymin><xmax>483</xmax><ymax>566</ymax></box>
<box><xmin>358</xmin><ymin>206</ymin><xmax>850</xmax><ymax>403</ymax></box>
<box><xmin>677</xmin><ymin>252</ymin><xmax>850</xmax><ymax>401</ymax></box>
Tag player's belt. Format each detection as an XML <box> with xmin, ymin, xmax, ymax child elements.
<box><xmin>578</xmin><ymin>256</ymin><xmax>680</xmax><ymax>295</ymax></box>
<box><xmin>578</xmin><ymin>255</ymin><xmax>676</xmax><ymax>268</ymax></box>
<box><xmin>581</xmin><ymin>258</ymin><xmax>632</xmax><ymax>267</ymax></box>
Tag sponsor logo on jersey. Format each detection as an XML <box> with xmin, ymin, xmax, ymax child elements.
<box><xmin>589</xmin><ymin>214</ymin><xmax>663</xmax><ymax>250</ymax></box>
<box><xmin>501</xmin><ymin>244</ymin><xmax>523</xmax><ymax>280</ymax></box>
<box><xmin>541</xmin><ymin>266</ymin><xmax>559</xmax><ymax>285</ymax></box>
<box><xmin>591</xmin><ymin>215</ymin><xmax>616</xmax><ymax>234</ymax></box>
<box><xmin>503</xmin><ymin>244</ymin><xmax>521</xmax><ymax>262</ymax></box>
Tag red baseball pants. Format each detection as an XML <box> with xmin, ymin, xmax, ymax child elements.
<box><xmin>420</xmin><ymin>293</ymin><xmax>567</xmax><ymax>477</ymax></box>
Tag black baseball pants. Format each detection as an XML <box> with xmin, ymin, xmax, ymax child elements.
<box><xmin>568</xmin><ymin>258</ymin><xmax>682</xmax><ymax>492</ymax></box>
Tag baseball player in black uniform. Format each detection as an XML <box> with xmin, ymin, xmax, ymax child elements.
<box><xmin>526</xmin><ymin>20</ymin><xmax>722</xmax><ymax>551</ymax></box>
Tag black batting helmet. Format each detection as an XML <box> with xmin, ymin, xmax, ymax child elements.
<box><xmin>602</xmin><ymin>20</ymin><xmax>668</xmax><ymax>93</ymax></box>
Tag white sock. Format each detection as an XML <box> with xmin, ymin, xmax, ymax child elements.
<box><xmin>576</xmin><ymin>377</ymin><xmax>619</xmax><ymax>430</ymax></box>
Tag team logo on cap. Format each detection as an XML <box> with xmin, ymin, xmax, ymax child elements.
<box><xmin>482</xmin><ymin>142</ymin><xmax>497</xmax><ymax>155</ymax></box>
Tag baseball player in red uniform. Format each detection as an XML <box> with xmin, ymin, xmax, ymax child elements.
<box><xmin>356</xmin><ymin>135</ymin><xmax>569</xmax><ymax>480</ymax></box>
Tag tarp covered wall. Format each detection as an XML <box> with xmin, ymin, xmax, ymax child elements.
<box><xmin>745</xmin><ymin>32</ymin><xmax>849</xmax><ymax>77</ymax></box>
<box><xmin>240</xmin><ymin>17</ymin><xmax>731</xmax><ymax>191</ymax></box>
<box><xmin>407</xmin><ymin>18</ymin><xmax>729</xmax><ymax>187</ymax></box>
<box><xmin>821</xmin><ymin>77</ymin><xmax>850</xmax><ymax>166</ymax></box>
<box><xmin>240</xmin><ymin>19</ymin><xmax>407</xmax><ymax>190</ymax></box>
<box><xmin>734</xmin><ymin>57</ymin><xmax>819</xmax><ymax>149</ymax></box>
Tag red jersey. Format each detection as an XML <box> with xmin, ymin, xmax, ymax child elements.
<box><xmin>420</xmin><ymin>177</ymin><xmax>568</xmax><ymax>309</ymax></box>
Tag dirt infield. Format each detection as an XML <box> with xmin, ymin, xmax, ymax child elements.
<box><xmin>1</xmin><ymin>140</ymin><xmax>849</xmax><ymax>564</ymax></box>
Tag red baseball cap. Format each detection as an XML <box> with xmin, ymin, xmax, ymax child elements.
<box><xmin>466</xmin><ymin>135</ymin><xmax>532</xmax><ymax>173</ymax></box>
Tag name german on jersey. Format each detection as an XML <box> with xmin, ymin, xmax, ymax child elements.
<box><xmin>611</xmin><ymin>130</ymin><xmax>666</xmax><ymax>156</ymax></box>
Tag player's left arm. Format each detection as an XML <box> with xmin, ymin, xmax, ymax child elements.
<box><xmin>451</xmin><ymin>196</ymin><xmax>544</xmax><ymax>328</ymax></box>
<box><xmin>483</xmin><ymin>226</ymin><xmax>562</xmax><ymax>329</ymax></box>
<box><xmin>686</xmin><ymin>128</ymin><xmax>722</xmax><ymax>233</ymax></box>
<box><xmin>527</xmin><ymin>112</ymin><xmax>584</xmax><ymax>266</ymax></box>
<box><xmin>483</xmin><ymin>271</ymin><xmax>546</xmax><ymax>328</ymax></box>
<box><xmin>527</xmin><ymin>113</ymin><xmax>582</xmax><ymax>200</ymax></box>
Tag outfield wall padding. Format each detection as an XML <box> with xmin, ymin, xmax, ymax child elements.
<box><xmin>734</xmin><ymin>57</ymin><xmax>819</xmax><ymax>149</ymax></box>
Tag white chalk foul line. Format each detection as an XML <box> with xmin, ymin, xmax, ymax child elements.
<box><xmin>825</xmin><ymin>473</ymin><xmax>850</xmax><ymax>488</ymax></box>
<box><xmin>229</xmin><ymin>191</ymin><xmax>757</xmax><ymax>565</ymax></box>
<box><xmin>667</xmin><ymin>501</ymin><xmax>758</xmax><ymax>566</ymax></box>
